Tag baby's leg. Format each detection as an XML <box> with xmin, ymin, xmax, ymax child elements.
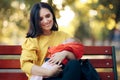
<box><xmin>30</xmin><ymin>75</ymin><xmax>43</xmax><ymax>80</ymax></box>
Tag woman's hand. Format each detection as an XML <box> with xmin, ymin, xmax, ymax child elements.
<box><xmin>48</xmin><ymin>50</ymin><xmax>76</xmax><ymax>65</ymax></box>
<box><xmin>44</xmin><ymin>64</ymin><xmax>62</xmax><ymax>77</ymax></box>
<box><xmin>31</xmin><ymin>63</ymin><xmax>62</xmax><ymax>78</ymax></box>
<box><xmin>48</xmin><ymin>51</ymin><xmax>67</xmax><ymax>65</ymax></box>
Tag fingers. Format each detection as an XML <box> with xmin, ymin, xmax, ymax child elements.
<box><xmin>48</xmin><ymin>57</ymin><xmax>61</xmax><ymax>64</ymax></box>
<box><xmin>57</xmin><ymin>61</ymin><xmax>62</xmax><ymax>65</ymax></box>
<box><xmin>47</xmin><ymin>52</ymin><xmax>65</xmax><ymax>65</ymax></box>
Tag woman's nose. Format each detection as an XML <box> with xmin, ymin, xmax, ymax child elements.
<box><xmin>43</xmin><ymin>18</ymin><xmax>48</xmax><ymax>23</ymax></box>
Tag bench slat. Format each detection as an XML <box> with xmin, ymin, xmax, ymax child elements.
<box><xmin>0</xmin><ymin>60</ymin><xmax>20</xmax><ymax>69</ymax></box>
<box><xmin>84</xmin><ymin>46</ymin><xmax>112</xmax><ymax>55</ymax></box>
<box><xmin>90</xmin><ymin>59</ymin><xmax>113</xmax><ymax>68</ymax></box>
<box><xmin>0</xmin><ymin>46</ymin><xmax>112</xmax><ymax>55</ymax></box>
<box><xmin>0</xmin><ymin>73</ymin><xmax>27</xmax><ymax>80</ymax></box>
<box><xmin>0</xmin><ymin>72</ymin><xmax>114</xmax><ymax>80</ymax></box>
<box><xmin>99</xmin><ymin>72</ymin><xmax>114</xmax><ymax>80</ymax></box>
<box><xmin>0</xmin><ymin>59</ymin><xmax>113</xmax><ymax>68</ymax></box>
<box><xmin>0</xmin><ymin>45</ymin><xmax>21</xmax><ymax>55</ymax></box>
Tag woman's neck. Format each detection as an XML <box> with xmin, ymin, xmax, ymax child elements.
<box><xmin>43</xmin><ymin>31</ymin><xmax>52</xmax><ymax>35</ymax></box>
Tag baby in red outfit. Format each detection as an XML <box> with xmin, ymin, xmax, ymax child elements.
<box><xmin>47</xmin><ymin>37</ymin><xmax>84</xmax><ymax>65</ymax></box>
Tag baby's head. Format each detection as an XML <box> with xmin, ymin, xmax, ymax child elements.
<box><xmin>62</xmin><ymin>37</ymin><xmax>81</xmax><ymax>44</ymax></box>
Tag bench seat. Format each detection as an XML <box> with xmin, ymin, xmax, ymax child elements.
<box><xmin>0</xmin><ymin>45</ymin><xmax>118</xmax><ymax>80</ymax></box>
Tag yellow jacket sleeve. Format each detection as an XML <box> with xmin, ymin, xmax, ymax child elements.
<box><xmin>20</xmin><ymin>38</ymin><xmax>38</xmax><ymax>74</ymax></box>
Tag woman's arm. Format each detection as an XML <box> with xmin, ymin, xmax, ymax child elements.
<box><xmin>62</xmin><ymin>50</ymin><xmax>76</xmax><ymax>60</ymax></box>
<box><xmin>31</xmin><ymin>63</ymin><xmax>62</xmax><ymax>77</ymax></box>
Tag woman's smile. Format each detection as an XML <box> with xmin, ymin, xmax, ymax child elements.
<box><xmin>43</xmin><ymin>20</ymin><xmax>52</xmax><ymax>27</ymax></box>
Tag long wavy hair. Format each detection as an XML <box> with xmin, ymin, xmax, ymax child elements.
<box><xmin>26</xmin><ymin>2</ymin><xmax>58</xmax><ymax>38</ymax></box>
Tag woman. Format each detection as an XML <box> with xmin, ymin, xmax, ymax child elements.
<box><xmin>20</xmin><ymin>2</ymin><xmax>82</xmax><ymax>80</ymax></box>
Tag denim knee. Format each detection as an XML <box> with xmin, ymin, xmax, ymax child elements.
<box><xmin>66</xmin><ymin>60</ymin><xmax>81</xmax><ymax>68</ymax></box>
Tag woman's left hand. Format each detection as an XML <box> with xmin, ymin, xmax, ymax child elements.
<box><xmin>48</xmin><ymin>51</ymin><xmax>67</xmax><ymax>65</ymax></box>
<box><xmin>48</xmin><ymin>50</ymin><xmax>76</xmax><ymax>65</ymax></box>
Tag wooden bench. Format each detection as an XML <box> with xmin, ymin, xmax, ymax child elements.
<box><xmin>0</xmin><ymin>45</ymin><xmax>118</xmax><ymax>80</ymax></box>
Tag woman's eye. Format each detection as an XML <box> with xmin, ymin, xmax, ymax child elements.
<box><xmin>46</xmin><ymin>14</ymin><xmax>50</xmax><ymax>18</ymax></box>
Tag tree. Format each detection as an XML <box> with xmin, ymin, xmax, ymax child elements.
<box><xmin>0</xmin><ymin>0</ymin><xmax>120</xmax><ymax>45</ymax></box>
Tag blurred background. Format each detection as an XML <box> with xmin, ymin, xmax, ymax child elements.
<box><xmin>0</xmin><ymin>0</ymin><xmax>120</xmax><ymax>79</ymax></box>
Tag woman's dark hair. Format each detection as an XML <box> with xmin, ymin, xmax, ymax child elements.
<box><xmin>26</xmin><ymin>2</ymin><xmax>58</xmax><ymax>38</ymax></box>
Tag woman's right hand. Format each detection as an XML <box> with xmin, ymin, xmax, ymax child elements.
<box><xmin>45</xmin><ymin>64</ymin><xmax>62</xmax><ymax>77</ymax></box>
<box><xmin>31</xmin><ymin>63</ymin><xmax>62</xmax><ymax>78</ymax></box>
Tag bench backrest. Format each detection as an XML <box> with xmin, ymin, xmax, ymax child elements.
<box><xmin>0</xmin><ymin>45</ymin><xmax>118</xmax><ymax>80</ymax></box>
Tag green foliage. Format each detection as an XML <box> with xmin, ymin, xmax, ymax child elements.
<box><xmin>0</xmin><ymin>0</ymin><xmax>120</xmax><ymax>44</ymax></box>
<box><xmin>74</xmin><ymin>21</ymin><xmax>91</xmax><ymax>41</ymax></box>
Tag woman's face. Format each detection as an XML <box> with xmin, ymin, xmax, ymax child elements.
<box><xmin>39</xmin><ymin>8</ymin><xmax>53</xmax><ymax>32</ymax></box>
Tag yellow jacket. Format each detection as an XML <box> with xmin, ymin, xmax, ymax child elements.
<box><xmin>20</xmin><ymin>31</ymin><xmax>71</xmax><ymax>79</ymax></box>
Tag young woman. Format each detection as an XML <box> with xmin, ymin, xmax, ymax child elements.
<box><xmin>20</xmin><ymin>2</ymin><xmax>82</xmax><ymax>80</ymax></box>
